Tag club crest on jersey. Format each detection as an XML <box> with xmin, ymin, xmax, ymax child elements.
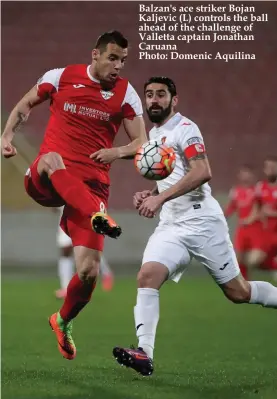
<box><xmin>100</xmin><ymin>90</ymin><xmax>114</xmax><ymax>100</ymax></box>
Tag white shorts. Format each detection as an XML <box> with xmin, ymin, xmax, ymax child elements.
<box><xmin>57</xmin><ymin>227</ymin><xmax>72</xmax><ymax>248</ymax></box>
<box><xmin>142</xmin><ymin>214</ymin><xmax>240</xmax><ymax>285</ymax></box>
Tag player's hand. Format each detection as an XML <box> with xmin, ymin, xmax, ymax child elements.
<box><xmin>1</xmin><ymin>136</ymin><xmax>17</xmax><ymax>158</ymax></box>
<box><xmin>89</xmin><ymin>148</ymin><xmax>120</xmax><ymax>164</ymax></box>
<box><xmin>133</xmin><ymin>190</ymin><xmax>151</xmax><ymax>209</ymax></box>
<box><xmin>138</xmin><ymin>195</ymin><xmax>163</xmax><ymax>218</ymax></box>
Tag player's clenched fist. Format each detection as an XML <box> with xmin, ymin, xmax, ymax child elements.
<box><xmin>1</xmin><ymin>136</ymin><xmax>17</xmax><ymax>158</ymax></box>
<box><xmin>133</xmin><ymin>190</ymin><xmax>151</xmax><ymax>209</ymax></box>
<box><xmin>90</xmin><ymin>148</ymin><xmax>121</xmax><ymax>164</ymax></box>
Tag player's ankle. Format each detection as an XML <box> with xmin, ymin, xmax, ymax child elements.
<box><xmin>139</xmin><ymin>344</ymin><xmax>153</xmax><ymax>359</ymax></box>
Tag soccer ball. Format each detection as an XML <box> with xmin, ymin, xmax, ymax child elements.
<box><xmin>134</xmin><ymin>140</ymin><xmax>176</xmax><ymax>181</ymax></box>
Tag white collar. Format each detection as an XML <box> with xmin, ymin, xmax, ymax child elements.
<box><xmin>87</xmin><ymin>65</ymin><xmax>100</xmax><ymax>83</ymax></box>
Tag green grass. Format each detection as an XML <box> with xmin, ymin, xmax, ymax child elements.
<box><xmin>2</xmin><ymin>277</ymin><xmax>277</xmax><ymax>399</ymax></box>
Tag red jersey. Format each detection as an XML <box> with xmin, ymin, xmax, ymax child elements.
<box><xmin>36</xmin><ymin>64</ymin><xmax>143</xmax><ymax>185</ymax></box>
<box><xmin>225</xmin><ymin>186</ymin><xmax>257</xmax><ymax>222</ymax></box>
<box><xmin>256</xmin><ymin>180</ymin><xmax>277</xmax><ymax>231</ymax></box>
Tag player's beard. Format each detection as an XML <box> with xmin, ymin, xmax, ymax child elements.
<box><xmin>147</xmin><ymin>100</ymin><xmax>172</xmax><ymax>123</ymax></box>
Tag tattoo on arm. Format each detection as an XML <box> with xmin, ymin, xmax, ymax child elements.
<box><xmin>189</xmin><ymin>153</ymin><xmax>207</xmax><ymax>161</ymax></box>
<box><xmin>12</xmin><ymin>111</ymin><xmax>28</xmax><ymax>133</ymax></box>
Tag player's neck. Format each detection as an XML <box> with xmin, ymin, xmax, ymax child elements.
<box><xmin>88</xmin><ymin>64</ymin><xmax>101</xmax><ymax>82</ymax></box>
<box><xmin>154</xmin><ymin>111</ymin><xmax>176</xmax><ymax>128</ymax></box>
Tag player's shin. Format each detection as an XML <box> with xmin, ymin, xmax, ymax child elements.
<box><xmin>134</xmin><ymin>288</ymin><xmax>160</xmax><ymax>359</ymax></box>
<box><xmin>59</xmin><ymin>273</ymin><xmax>96</xmax><ymax>322</ymax></box>
<box><xmin>249</xmin><ymin>281</ymin><xmax>277</xmax><ymax>308</ymax></box>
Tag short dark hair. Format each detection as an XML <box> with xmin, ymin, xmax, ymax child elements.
<box><xmin>265</xmin><ymin>155</ymin><xmax>277</xmax><ymax>163</ymax></box>
<box><xmin>144</xmin><ymin>76</ymin><xmax>177</xmax><ymax>97</ymax></box>
<box><xmin>95</xmin><ymin>30</ymin><xmax>128</xmax><ymax>52</ymax></box>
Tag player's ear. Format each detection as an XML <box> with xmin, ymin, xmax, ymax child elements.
<box><xmin>92</xmin><ymin>48</ymin><xmax>100</xmax><ymax>61</ymax></box>
<box><xmin>172</xmin><ymin>95</ymin><xmax>178</xmax><ymax>108</ymax></box>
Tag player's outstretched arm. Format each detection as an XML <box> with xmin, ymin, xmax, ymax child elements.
<box><xmin>1</xmin><ymin>86</ymin><xmax>46</xmax><ymax>158</ymax></box>
<box><xmin>89</xmin><ymin>116</ymin><xmax>147</xmax><ymax>163</ymax></box>
<box><xmin>159</xmin><ymin>153</ymin><xmax>212</xmax><ymax>204</ymax></box>
<box><xmin>118</xmin><ymin>116</ymin><xmax>148</xmax><ymax>159</ymax></box>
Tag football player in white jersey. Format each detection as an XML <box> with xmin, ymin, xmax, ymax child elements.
<box><xmin>113</xmin><ymin>76</ymin><xmax>277</xmax><ymax>376</ymax></box>
<box><xmin>54</xmin><ymin>207</ymin><xmax>115</xmax><ymax>298</ymax></box>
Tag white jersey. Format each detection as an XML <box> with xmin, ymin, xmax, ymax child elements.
<box><xmin>149</xmin><ymin>112</ymin><xmax>223</xmax><ymax>223</ymax></box>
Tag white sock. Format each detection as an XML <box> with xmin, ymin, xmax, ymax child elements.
<box><xmin>100</xmin><ymin>256</ymin><xmax>112</xmax><ymax>276</ymax></box>
<box><xmin>249</xmin><ymin>281</ymin><xmax>277</xmax><ymax>308</ymax></box>
<box><xmin>58</xmin><ymin>256</ymin><xmax>74</xmax><ymax>290</ymax></box>
<box><xmin>134</xmin><ymin>288</ymin><xmax>160</xmax><ymax>359</ymax></box>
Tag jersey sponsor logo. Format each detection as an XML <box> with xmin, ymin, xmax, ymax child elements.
<box><xmin>73</xmin><ymin>84</ymin><xmax>86</xmax><ymax>88</ymax></box>
<box><xmin>78</xmin><ymin>106</ymin><xmax>110</xmax><ymax>121</ymax></box>
<box><xmin>100</xmin><ymin>90</ymin><xmax>114</xmax><ymax>100</ymax></box>
<box><xmin>187</xmin><ymin>136</ymin><xmax>201</xmax><ymax>146</ymax></box>
<box><xmin>64</xmin><ymin>102</ymin><xmax>77</xmax><ymax>113</ymax></box>
<box><xmin>63</xmin><ymin>102</ymin><xmax>110</xmax><ymax>121</ymax></box>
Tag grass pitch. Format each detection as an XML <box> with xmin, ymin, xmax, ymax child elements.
<box><xmin>2</xmin><ymin>276</ymin><xmax>277</xmax><ymax>399</ymax></box>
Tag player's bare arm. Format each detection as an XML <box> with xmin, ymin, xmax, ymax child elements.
<box><xmin>139</xmin><ymin>153</ymin><xmax>211</xmax><ymax>217</ymax></box>
<box><xmin>90</xmin><ymin>116</ymin><xmax>147</xmax><ymax>164</ymax></box>
<box><xmin>1</xmin><ymin>86</ymin><xmax>47</xmax><ymax>158</ymax></box>
<box><xmin>241</xmin><ymin>203</ymin><xmax>260</xmax><ymax>225</ymax></box>
<box><xmin>224</xmin><ymin>197</ymin><xmax>237</xmax><ymax>218</ymax></box>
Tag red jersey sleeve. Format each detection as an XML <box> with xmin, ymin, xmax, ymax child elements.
<box><xmin>36</xmin><ymin>68</ymin><xmax>65</xmax><ymax>99</ymax></box>
<box><xmin>121</xmin><ymin>82</ymin><xmax>143</xmax><ymax>120</ymax></box>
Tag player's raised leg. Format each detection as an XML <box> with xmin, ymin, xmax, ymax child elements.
<box><xmin>37</xmin><ymin>152</ymin><xmax>121</xmax><ymax>238</ymax></box>
<box><xmin>194</xmin><ymin>216</ymin><xmax>277</xmax><ymax>309</ymax></box>
<box><xmin>49</xmin><ymin>245</ymin><xmax>100</xmax><ymax>360</ymax></box>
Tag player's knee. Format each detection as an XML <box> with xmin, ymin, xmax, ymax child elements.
<box><xmin>137</xmin><ymin>262</ymin><xmax>168</xmax><ymax>289</ymax></box>
<box><xmin>223</xmin><ymin>280</ymin><xmax>251</xmax><ymax>304</ymax></box>
<box><xmin>78</xmin><ymin>259</ymin><xmax>100</xmax><ymax>282</ymax></box>
<box><xmin>38</xmin><ymin>152</ymin><xmax>65</xmax><ymax>176</ymax></box>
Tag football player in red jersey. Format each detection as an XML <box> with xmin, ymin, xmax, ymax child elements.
<box><xmin>1</xmin><ymin>31</ymin><xmax>147</xmax><ymax>360</ymax></box>
<box><xmin>252</xmin><ymin>156</ymin><xmax>277</xmax><ymax>279</ymax></box>
<box><xmin>224</xmin><ymin>165</ymin><xmax>260</xmax><ymax>279</ymax></box>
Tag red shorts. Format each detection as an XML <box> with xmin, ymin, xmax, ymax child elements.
<box><xmin>234</xmin><ymin>225</ymin><xmax>263</xmax><ymax>253</ymax></box>
<box><xmin>24</xmin><ymin>156</ymin><xmax>108</xmax><ymax>251</ymax></box>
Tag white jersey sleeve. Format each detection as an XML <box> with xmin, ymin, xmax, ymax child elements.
<box><xmin>176</xmin><ymin>122</ymin><xmax>206</xmax><ymax>160</ymax></box>
<box><xmin>121</xmin><ymin>82</ymin><xmax>143</xmax><ymax>118</ymax></box>
<box><xmin>37</xmin><ymin>68</ymin><xmax>65</xmax><ymax>98</ymax></box>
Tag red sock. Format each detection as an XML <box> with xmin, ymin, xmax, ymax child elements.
<box><xmin>59</xmin><ymin>273</ymin><xmax>96</xmax><ymax>322</ymax></box>
<box><xmin>50</xmin><ymin>169</ymin><xmax>100</xmax><ymax>217</ymax></box>
<box><xmin>239</xmin><ymin>263</ymin><xmax>248</xmax><ymax>279</ymax></box>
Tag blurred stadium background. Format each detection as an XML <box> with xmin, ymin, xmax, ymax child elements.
<box><xmin>2</xmin><ymin>3</ymin><xmax>277</xmax><ymax>399</ymax></box>
<box><xmin>2</xmin><ymin>1</ymin><xmax>276</xmax><ymax>271</ymax></box>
